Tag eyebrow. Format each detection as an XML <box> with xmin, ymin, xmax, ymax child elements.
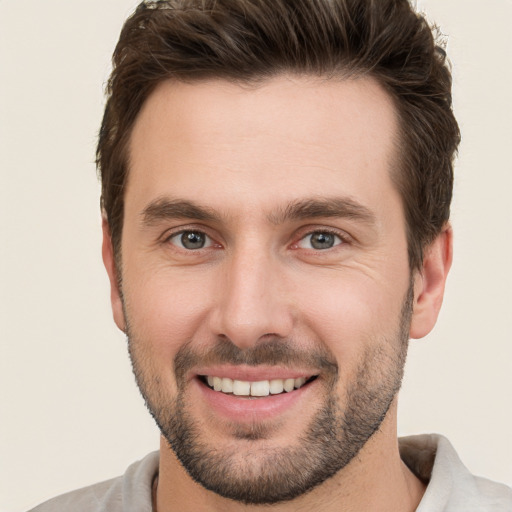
<box><xmin>267</xmin><ymin>197</ymin><xmax>376</xmax><ymax>226</ymax></box>
<box><xmin>140</xmin><ymin>196</ymin><xmax>376</xmax><ymax>227</ymax></box>
<box><xmin>141</xmin><ymin>198</ymin><xmax>219</xmax><ymax>227</ymax></box>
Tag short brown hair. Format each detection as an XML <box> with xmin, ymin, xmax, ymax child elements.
<box><xmin>97</xmin><ymin>0</ymin><xmax>460</xmax><ymax>270</ymax></box>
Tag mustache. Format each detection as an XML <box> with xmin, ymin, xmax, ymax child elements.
<box><xmin>174</xmin><ymin>337</ymin><xmax>338</xmax><ymax>384</ymax></box>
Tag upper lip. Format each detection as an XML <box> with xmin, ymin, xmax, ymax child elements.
<box><xmin>192</xmin><ymin>365</ymin><xmax>318</xmax><ymax>382</ymax></box>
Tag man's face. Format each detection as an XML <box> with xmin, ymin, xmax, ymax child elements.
<box><xmin>115</xmin><ymin>76</ymin><xmax>414</xmax><ymax>503</ymax></box>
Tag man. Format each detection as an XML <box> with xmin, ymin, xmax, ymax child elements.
<box><xmin>29</xmin><ymin>0</ymin><xmax>512</xmax><ymax>510</ymax></box>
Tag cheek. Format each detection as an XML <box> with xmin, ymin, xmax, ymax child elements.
<box><xmin>295</xmin><ymin>271</ymin><xmax>407</xmax><ymax>364</ymax></box>
<box><xmin>123</xmin><ymin>267</ymin><xmax>216</xmax><ymax>360</ymax></box>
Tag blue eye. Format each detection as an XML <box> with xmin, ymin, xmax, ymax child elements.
<box><xmin>298</xmin><ymin>231</ymin><xmax>342</xmax><ymax>250</ymax></box>
<box><xmin>169</xmin><ymin>231</ymin><xmax>212</xmax><ymax>250</ymax></box>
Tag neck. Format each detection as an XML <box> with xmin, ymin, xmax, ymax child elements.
<box><xmin>154</xmin><ymin>405</ymin><xmax>426</xmax><ymax>512</ymax></box>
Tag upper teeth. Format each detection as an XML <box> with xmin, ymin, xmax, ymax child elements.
<box><xmin>206</xmin><ymin>376</ymin><xmax>308</xmax><ymax>396</ymax></box>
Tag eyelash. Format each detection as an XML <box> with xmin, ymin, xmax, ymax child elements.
<box><xmin>162</xmin><ymin>226</ymin><xmax>351</xmax><ymax>253</ymax></box>
<box><xmin>293</xmin><ymin>228</ymin><xmax>348</xmax><ymax>251</ymax></box>
<box><xmin>163</xmin><ymin>229</ymin><xmax>218</xmax><ymax>251</ymax></box>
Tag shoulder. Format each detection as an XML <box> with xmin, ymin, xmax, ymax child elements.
<box><xmin>27</xmin><ymin>477</ymin><xmax>123</xmax><ymax>512</ymax></box>
<box><xmin>28</xmin><ymin>451</ymin><xmax>159</xmax><ymax>512</ymax></box>
<box><xmin>400</xmin><ymin>434</ymin><xmax>512</xmax><ymax>511</ymax></box>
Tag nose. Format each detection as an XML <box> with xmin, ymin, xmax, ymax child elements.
<box><xmin>210</xmin><ymin>246</ymin><xmax>294</xmax><ymax>350</ymax></box>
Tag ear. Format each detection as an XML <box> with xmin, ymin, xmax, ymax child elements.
<box><xmin>409</xmin><ymin>225</ymin><xmax>453</xmax><ymax>339</ymax></box>
<box><xmin>102</xmin><ymin>215</ymin><xmax>126</xmax><ymax>333</ymax></box>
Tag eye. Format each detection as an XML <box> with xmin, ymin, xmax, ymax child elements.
<box><xmin>168</xmin><ymin>230</ymin><xmax>213</xmax><ymax>250</ymax></box>
<box><xmin>297</xmin><ymin>231</ymin><xmax>343</xmax><ymax>250</ymax></box>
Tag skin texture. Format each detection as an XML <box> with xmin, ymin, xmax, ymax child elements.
<box><xmin>102</xmin><ymin>75</ymin><xmax>452</xmax><ymax>511</ymax></box>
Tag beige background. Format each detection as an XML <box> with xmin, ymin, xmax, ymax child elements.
<box><xmin>1</xmin><ymin>1</ymin><xmax>511</xmax><ymax>510</ymax></box>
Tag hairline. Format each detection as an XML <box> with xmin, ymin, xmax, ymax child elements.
<box><xmin>109</xmin><ymin>71</ymin><xmax>422</xmax><ymax>271</ymax></box>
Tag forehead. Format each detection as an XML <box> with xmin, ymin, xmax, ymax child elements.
<box><xmin>126</xmin><ymin>75</ymin><xmax>400</xmax><ymax>219</ymax></box>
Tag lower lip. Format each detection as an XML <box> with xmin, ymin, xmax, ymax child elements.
<box><xmin>194</xmin><ymin>377</ymin><xmax>317</xmax><ymax>423</ymax></box>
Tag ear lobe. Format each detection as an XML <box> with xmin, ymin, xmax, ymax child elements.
<box><xmin>409</xmin><ymin>226</ymin><xmax>453</xmax><ymax>339</ymax></box>
<box><xmin>101</xmin><ymin>216</ymin><xmax>126</xmax><ymax>333</ymax></box>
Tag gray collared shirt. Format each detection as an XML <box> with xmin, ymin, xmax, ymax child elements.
<box><xmin>29</xmin><ymin>434</ymin><xmax>512</xmax><ymax>511</ymax></box>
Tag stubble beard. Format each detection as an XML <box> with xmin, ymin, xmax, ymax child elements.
<box><xmin>126</xmin><ymin>284</ymin><xmax>413</xmax><ymax>505</ymax></box>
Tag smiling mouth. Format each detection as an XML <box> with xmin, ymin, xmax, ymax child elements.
<box><xmin>199</xmin><ymin>375</ymin><xmax>318</xmax><ymax>397</ymax></box>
